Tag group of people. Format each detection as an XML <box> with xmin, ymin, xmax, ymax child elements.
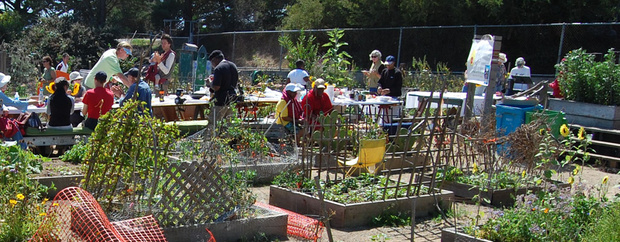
<box><xmin>1</xmin><ymin>34</ymin><xmax>178</xmax><ymax>148</ymax></box>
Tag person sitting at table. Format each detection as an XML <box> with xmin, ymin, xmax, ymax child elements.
<box><xmin>301</xmin><ymin>79</ymin><xmax>333</xmax><ymax>128</ymax></box>
<box><xmin>378</xmin><ymin>55</ymin><xmax>403</xmax><ymax>98</ymax></box>
<box><xmin>0</xmin><ymin>72</ymin><xmax>28</xmax><ymax>112</ymax></box>
<box><xmin>506</xmin><ymin>57</ymin><xmax>532</xmax><ymax>95</ymax></box>
<box><xmin>0</xmin><ymin>72</ymin><xmax>28</xmax><ymax>149</ymax></box>
<box><xmin>82</xmin><ymin>71</ymin><xmax>114</xmax><ymax>130</ymax></box>
<box><xmin>287</xmin><ymin>60</ymin><xmax>310</xmax><ymax>90</ymax></box>
<box><xmin>46</xmin><ymin>77</ymin><xmax>75</xmax><ymax>131</ymax></box>
<box><xmin>276</xmin><ymin>83</ymin><xmax>304</xmax><ymax>141</ymax></box>
<box><xmin>69</xmin><ymin>71</ymin><xmax>86</xmax><ymax>127</ymax></box>
<box><xmin>112</xmin><ymin>68</ymin><xmax>152</xmax><ymax>115</ymax></box>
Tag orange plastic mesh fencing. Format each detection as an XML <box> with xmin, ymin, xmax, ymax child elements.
<box><xmin>255</xmin><ymin>202</ymin><xmax>324</xmax><ymax>241</ymax></box>
<box><xmin>31</xmin><ymin>186</ymin><xmax>167</xmax><ymax>242</ymax></box>
<box><xmin>205</xmin><ymin>228</ymin><xmax>216</xmax><ymax>242</ymax></box>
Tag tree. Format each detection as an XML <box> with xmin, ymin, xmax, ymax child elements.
<box><xmin>280</xmin><ymin>0</ymin><xmax>323</xmax><ymax>30</ymax></box>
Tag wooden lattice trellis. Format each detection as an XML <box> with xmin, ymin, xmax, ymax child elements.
<box><xmin>153</xmin><ymin>161</ymin><xmax>235</xmax><ymax>227</ymax></box>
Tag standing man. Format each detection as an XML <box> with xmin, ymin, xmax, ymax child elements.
<box><xmin>84</xmin><ymin>41</ymin><xmax>133</xmax><ymax>89</ymax></box>
<box><xmin>378</xmin><ymin>55</ymin><xmax>403</xmax><ymax>98</ymax></box>
<box><xmin>151</xmin><ymin>34</ymin><xmax>176</xmax><ymax>92</ymax></box>
<box><xmin>112</xmin><ymin>68</ymin><xmax>152</xmax><ymax>115</ymax></box>
<box><xmin>287</xmin><ymin>60</ymin><xmax>310</xmax><ymax>89</ymax></box>
<box><xmin>56</xmin><ymin>53</ymin><xmax>70</xmax><ymax>73</ymax></box>
<box><xmin>82</xmin><ymin>71</ymin><xmax>114</xmax><ymax>130</ymax></box>
<box><xmin>208</xmin><ymin>50</ymin><xmax>239</xmax><ymax>122</ymax></box>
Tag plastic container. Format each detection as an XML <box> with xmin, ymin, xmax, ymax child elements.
<box><xmin>525</xmin><ymin>110</ymin><xmax>568</xmax><ymax>138</ymax></box>
<box><xmin>495</xmin><ymin>104</ymin><xmax>542</xmax><ymax>136</ymax></box>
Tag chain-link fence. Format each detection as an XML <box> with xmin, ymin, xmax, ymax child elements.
<box><xmin>173</xmin><ymin>23</ymin><xmax>619</xmax><ymax>77</ymax></box>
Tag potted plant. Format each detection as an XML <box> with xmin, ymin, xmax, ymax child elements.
<box><xmin>550</xmin><ymin>48</ymin><xmax>620</xmax><ymax>129</ymax></box>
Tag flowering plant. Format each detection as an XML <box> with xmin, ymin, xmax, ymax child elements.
<box><xmin>555</xmin><ymin>48</ymin><xmax>620</xmax><ymax>106</ymax></box>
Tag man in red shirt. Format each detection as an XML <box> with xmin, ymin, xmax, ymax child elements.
<box><xmin>82</xmin><ymin>71</ymin><xmax>114</xmax><ymax>130</ymax></box>
<box><xmin>301</xmin><ymin>78</ymin><xmax>333</xmax><ymax>127</ymax></box>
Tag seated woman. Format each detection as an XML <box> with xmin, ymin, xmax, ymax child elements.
<box><xmin>46</xmin><ymin>77</ymin><xmax>75</xmax><ymax>131</ymax></box>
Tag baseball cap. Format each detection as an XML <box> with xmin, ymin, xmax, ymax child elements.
<box><xmin>208</xmin><ymin>50</ymin><xmax>224</xmax><ymax>60</ymax></box>
<box><xmin>314</xmin><ymin>79</ymin><xmax>327</xmax><ymax>89</ymax></box>
<box><xmin>285</xmin><ymin>83</ymin><xmax>302</xmax><ymax>92</ymax></box>
<box><xmin>0</xmin><ymin>72</ymin><xmax>11</xmax><ymax>88</ymax></box>
<box><xmin>385</xmin><ymin>55</ymin><xmax>396</xmax><ymax>64</ymax></box>
<box><xmin>124</xmin><ymin>67</ymin><xmax>139</xmax><ymax>77</ymax></box>
<box><xmin>69</xmin><ymin>71</ymin><xmax>83</xmax><ymax>81</ymax></box>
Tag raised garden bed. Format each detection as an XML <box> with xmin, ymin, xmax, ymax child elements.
<box><xmin>32</xmin><ymin>174</ymin><xmax>84</xmax><ymax>199</ymax></box>
<box><xmin>269</xmin><ymin>185</ymin><xmax>454</xmax><ymax>228</ymax></box>
<box><xmin>163</xmin><ymin>204</ymin><xmax>288</xmax><ymax>242</ymax></box>
<box><xmin>441</xmin><ymin>228</ymin><xmax>492</xmax><ymax>242</ymax></box>
<box><xmin>441</xmin><ymin>181</ymin><xmax>569</xmax><ymax>207</ymax></box>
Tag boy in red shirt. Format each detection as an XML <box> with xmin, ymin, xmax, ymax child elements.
<box><xmin>82</xmin><ymin>71</ymin><xmax>114</xmax><ymax>130</ymax></box>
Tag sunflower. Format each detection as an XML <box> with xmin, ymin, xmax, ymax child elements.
<box><xmin>568</xmin><ymin>176</ymin><xmax>574</xmax><ymax>185</ymax></box>
<box><xmin>560</xmin><ymin>124</ymin><xmax>570</xmax><ymax>137</ymax></box>
<box><xmin>472</xmin><ymin>163</ymin><xmax>479</xmax><ymax>174</ymax></box>
<box><xmin>578</xmin><ymin>127</ymin><xmax>586</xmax><ymax>140</ymax></box>
<box><xmin>602</xmin><ymin>176</ymin><xmax>609</xmax><ymax>185</ymax></box>
<box><xmin>9</xmin><ymin>199</ymin><xmax>17</xmax><ymax>206</ymax></box>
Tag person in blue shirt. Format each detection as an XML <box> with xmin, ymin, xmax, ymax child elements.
<box><xmin>111</xmin><ymin>68</ymin><xmax>152</xmax><ymax>115</ymax></box>
<box><xmin>0</xmin><ymin>72</ymin><xmax>29</xmax><ymax>149</ymax></box>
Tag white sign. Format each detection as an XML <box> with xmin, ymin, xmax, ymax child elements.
<box><xmin>466</xmin><ymin>36</ymin><xmax>494</xmax><ymax>86</ymax></box>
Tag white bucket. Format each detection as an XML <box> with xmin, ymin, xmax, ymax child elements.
<box><xmin>325</xmin><ymin>85</ymin><xmax>335</xmax><ymax>101</ymax></box>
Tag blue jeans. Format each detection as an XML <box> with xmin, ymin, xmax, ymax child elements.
<box><xmin>5</xmin><ymin>131</ymin><xmax>27</xmax><ymax>149</ymax></box>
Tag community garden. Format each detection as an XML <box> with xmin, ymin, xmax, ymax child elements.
<box><xmin>2</xmin><ymin>25</ymin><xmax>620</xmax><ymax>241</ymax></box>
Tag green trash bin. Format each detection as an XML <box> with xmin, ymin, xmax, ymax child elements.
<box><xmin>525</xmin><ymin>110</ymin><xmax>568</xmax><ymax>138</ymax></box>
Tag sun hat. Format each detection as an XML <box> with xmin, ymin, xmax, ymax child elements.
<box><xmin>314</xmin><ymin>79</ymin><xmax>327</xmax><ymax>89</ymax></box>
<box><xmin>385</xmin><ymin>55</ymin><xmax>396</xmax><ymax>64</ymax></box>
<box><xmin>285</xmin><ymin>83</ymin><xmax>303</xmax><ymax>92</ymax></box>
<box><xmin>0</xmin><ymin>72</ymin><xmax>11</xmax><ymax>88</ymax></box>
<box><xmin>499</xmin><ymin>53</ymin><xmax>507</xmax><ymax>64</ymax></box>
<box><xmin>69</xmin><ymin>71</ymin><xmax>83</xmax><ymax>81</ymax></box>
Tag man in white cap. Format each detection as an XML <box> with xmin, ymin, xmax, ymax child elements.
<box><xmin>0</xmin><ymin>72</ymin><xmax>28</xmax><ymax>112</ymax></box>
<box><xmin>507</xmin><ymin>57</ymin><xmax>532</xmax><ymax>95</ymax></box>
<box><xmin>276</xmin><ymin>83</ymin><xmax>304</xmax><ymax>140</ymax></box>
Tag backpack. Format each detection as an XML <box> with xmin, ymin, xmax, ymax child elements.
<box><xmin>0</xmin><ymin>116</ymin><xmax>19</xmax><ymax>138</ymax></box>
<box><xmin>26</xmin><ymin>112</ymin><xmax>45</xmax><ymax>132</ymax></box>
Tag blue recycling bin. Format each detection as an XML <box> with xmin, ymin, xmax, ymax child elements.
<box><xmin>495</xmin><ymin>104</ymin><xmax>542</xmax><ymax>136</ymax></box>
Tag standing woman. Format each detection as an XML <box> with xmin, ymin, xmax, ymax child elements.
<box><xmin>152</xmin><ymin>34</ymin><xmax>176</xmax><ymax>93</ymax></box>
<box><xmin>362</xmin><ymin>50</ymin><xmax>385</xmax><ymax>95</ymax></box>
<box><xmin>46</xmin><ymin>77</ymin><xmax>74</xmax><ymax>131</ymax></box>
<box><xmin>40</xmin><ymin>56</ymin><xmax>57</xmax><ymax>95</ymax></box>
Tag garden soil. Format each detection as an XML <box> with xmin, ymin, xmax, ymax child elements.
<box><xmin>41</xmin><ymin>159</ymin><xmax>620</xmax><ymax>241</ymax></box>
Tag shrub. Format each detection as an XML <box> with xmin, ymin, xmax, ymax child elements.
<box><xmin>555</xmin><ymin>48</ymin><xmax>620</xmax><ymax>106</ymax></box>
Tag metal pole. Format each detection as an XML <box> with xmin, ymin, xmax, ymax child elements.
<box><xmin>397</xmin><ymin>27</ymin><xmax>403</xmax><ymax>65</ymax></box>
<box><xmin>556</xmin><ymin>23</ymin><xmax>567</xmax><ymax>64</ymax></box>
<box><xmin>232</xmin><ymin>32</ymin><xmax>237</xmax><ymax>62</ymax></box>
<box><xmin>279</xmin><ymin>31</ymin><xmax>284</xmax><ymax>72</ymax></box>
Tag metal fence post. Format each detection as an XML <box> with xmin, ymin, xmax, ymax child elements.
<box><xmin>397</xmin><ymin>27</ymin><xmax>403</xmax><ymax>65</ymax></box>
<box><xmin>232</xmin><ymin>32</ymin><xmax>237</xmax><ymax>62</ymax></box>
<box><xmin>557</xmin><ymin>23</ymin><xmax>567</xmax><ymax>64</ymax></box>
<box><xmin>279</xmin><ymin>31</ymin><xmax>284</xmax><ymax>72</ymax></box>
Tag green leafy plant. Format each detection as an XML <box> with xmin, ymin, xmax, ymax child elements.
<box><xmin>0</xmin><ymin>145</ymin><xmax>49</xmax><ymax>241</ymax></box>
<box><xmin>371</xmin><ymin>206</ymin><xmax>411</xmax><ymax>227</ymax></box>
<box><xmin>467</xmin><ymin>182</ymin><xmax>613</xmax><ymax>241</ymax></box>
<box><xmin>59</xmin><ymin>139</ymin><xmax>89</xmax><ymax>163</ymax></box>
<box><xmin>278</xmin><ymin>30</ymin><xmax>319</xmax><ymax>72</ymax></box>
<box><xmin>319</xmin><ymin>28</ymin><xmax>357</xmax><ymax>87</ymax></box>
<box><xmin>406</xmin><ymin>57</ymin><xmax>463</xmax><ymax>92</ymax></box>
<box><xmin>555</xmin><ymin>48</ymin><xmax>620</xmax><ymax>106</ymax></box>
